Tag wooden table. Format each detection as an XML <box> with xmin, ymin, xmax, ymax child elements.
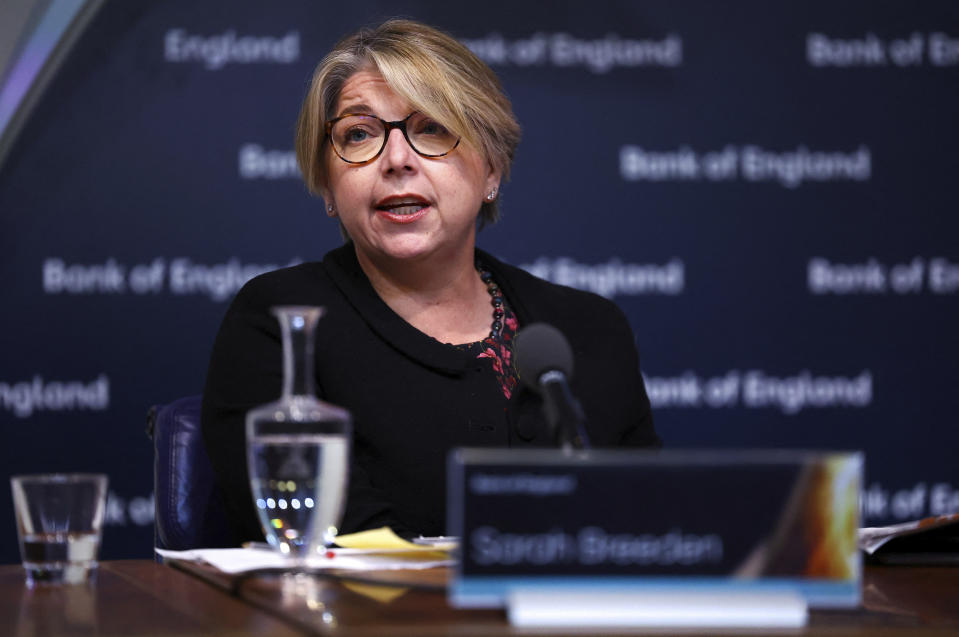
<box><xmin>0</xmin><ymin>560</ymin><xmax>301</xmax><ymax>636</ymax></box>
<box><xmin>2</xmin><ymin>560</ymin><xmax>958</xmax><ymax>636</ymax></box>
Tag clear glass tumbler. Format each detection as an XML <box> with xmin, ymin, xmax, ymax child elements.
<box><xmin>246</xmin><ymin>306</ymin><xmax>352</xmax><ymax>563</ymax></box>
<box><xmin>10</xmin><ymin>473</ymin><xmax>108</xmax><ymax>587</ymax></box>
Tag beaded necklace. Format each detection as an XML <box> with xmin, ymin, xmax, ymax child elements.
<box><xmin>478</xmin><ymin>261</ymin><xmax>506</xmax><ymax>340</ymax></box>
<box><xmin>454</xmin><ymin>260</ymin><xmax>519</xmax><ymax>399</ymax></box>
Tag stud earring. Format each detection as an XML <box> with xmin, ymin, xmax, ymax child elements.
<box><xmin>326</xmin><ymin>203</ymin><xmax>336</xmax><ymax>217</ymax></box>
<box><xmin>486</xmin><ymin>187</ymin><xmax>498</xmax><ymax>202</ymax></box>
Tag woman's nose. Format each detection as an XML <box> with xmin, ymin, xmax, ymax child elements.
<box><xmin>380</xmin><ymin>127</ymin><xmax>417</xmax><ymax>173</ymax></box>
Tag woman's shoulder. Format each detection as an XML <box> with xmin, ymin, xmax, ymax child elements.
<box><xmin>236</xmin><ymin>260</ymin><xmax>325</xmax><ymax>295</ymax></box>
<box><xmin>479</xmin><ymin>250</ymin><xmax>626</xmax><ymax>321</ymax></box>
<box><xmin>228</xmin><ymin>258</ymin><xmax>339</xmax><ymax>312</ymax></box>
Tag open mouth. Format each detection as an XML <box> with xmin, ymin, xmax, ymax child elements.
<box><xmin>380</xmin><ymin>204</ymin><xmax>425</xmax><ymax>215</ymax></box>
<box><xmin>375</xmin><ymin>195</ymin><xmax>430</xmax><ymax>220</ymax></box>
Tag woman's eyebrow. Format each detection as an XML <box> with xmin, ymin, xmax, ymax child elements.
<box><xmin>337</xmin><ymin>103</ymin><xmax>375</xmax><ymax>117</ymax></box>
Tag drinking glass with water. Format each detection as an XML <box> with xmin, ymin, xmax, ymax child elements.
<box><xmin>246</xmin><ymin>307</ymin><xmax>351</xmax><ymax>562</ymax></box>
<box><xmin>11</xmin><ymin>473</ymin><xmax>108</xmax><ymax>587</ymax></box>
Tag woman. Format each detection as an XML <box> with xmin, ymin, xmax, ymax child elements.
<box><xmin>202</xmin><ymin>19</ymin><xmax>660</xmax><ymax>544</ymax></box>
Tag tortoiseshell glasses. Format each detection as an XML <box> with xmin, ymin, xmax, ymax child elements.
<box><xmin>325</xmin><ymin>112</ymin><xmax>460</xmax><ymax>164</ymax></box>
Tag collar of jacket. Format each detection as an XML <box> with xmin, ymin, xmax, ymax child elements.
<box><xmin>321</xmin><ymin>244</ymin><xmax>533</xmax><ymax>376</ymax></box>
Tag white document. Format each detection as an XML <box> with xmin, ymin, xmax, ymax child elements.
<box><xmin>155</xmin><ymin>546</ymin><xmax>453</xmax><ymax>574</ymax></box>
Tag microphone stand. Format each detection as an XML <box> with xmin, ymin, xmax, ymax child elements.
<box><xmin>539</xmin><ymin>370</ymin><xmax>591</xmax><ymax>452</ymax></box>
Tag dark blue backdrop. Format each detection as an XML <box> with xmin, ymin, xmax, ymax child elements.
<box><xmin>1</xmin><ymin>1</ymin><xmax>957</xmax><ymax>561</ymax></box>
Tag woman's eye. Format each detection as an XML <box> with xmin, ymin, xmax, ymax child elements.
<box><xmin>416</xmin><ymin>118</ymin><xmax>448</xmax><ymax>136</ymax></box>
<box><xmin>344</xmin><ymin>127</ymin><xmax>371</xmax><ymax>144</ymax></box>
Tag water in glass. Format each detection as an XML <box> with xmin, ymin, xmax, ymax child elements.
<box><xmin>246</xmin><ymin>306</ymin><xmax>351</xmax><ymax>562</ymax></box>
<box><xmin>249</xmin><ymin>431</ymin><xmax>348</xmax><ymax>553</ymax></box>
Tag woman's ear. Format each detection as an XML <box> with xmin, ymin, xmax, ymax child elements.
<box><xmin>485</xmin><ymin>163</ymin><xmax>502</xmax><ymax>202</ymax></box>
<box><xmin>321</xmin><ymin>189</ymin><xmax>337</xmax><ymax>217</ymax></box>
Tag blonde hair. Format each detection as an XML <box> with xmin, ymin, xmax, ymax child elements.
<box><xmin>295</xmin><ymin>19</ymin><xmax>521</xmax><ymax>227</ymax></box>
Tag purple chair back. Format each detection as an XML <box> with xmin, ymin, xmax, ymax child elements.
<box><xmin>148</xmin><ymin>395</ymin><xmax>231</xmax><ymax>551</ymax></box>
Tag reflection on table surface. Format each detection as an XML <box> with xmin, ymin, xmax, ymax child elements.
<box><xmin>1</xmin><ymin>561</ymin><xmax>300</xmax><ymax>637</ymax></box>
<box><xmin>1</xmin><ymin>560</ymin><xmax>958</xmax><ymax>636</ymax></box>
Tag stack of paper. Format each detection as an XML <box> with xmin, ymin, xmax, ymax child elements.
<box><xmin>155</xmin><ymin>527</ymin><xmax>455</xmax><ymax>574</ymax></box>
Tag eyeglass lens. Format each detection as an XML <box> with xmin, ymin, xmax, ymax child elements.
<box><xmin>329</xmin><ymin>113</ymin><xmax>458</xmax><ymax>163</ymax></box>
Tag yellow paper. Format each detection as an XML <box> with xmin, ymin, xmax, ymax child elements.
<box><xmin>333</xmin><ymin>527</ymin><xmax>422</xmax><ymax>550</ymax></box>
<box><xmin>332</xmin><ymin>527</ymin><xmax>451</xmax><ymax>559</ymax></box>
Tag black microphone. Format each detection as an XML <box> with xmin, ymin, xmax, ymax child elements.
<box><xmin>513</xmin><ymin>323</ymin><xmax>591</xmax><ymax>451</ymax></box>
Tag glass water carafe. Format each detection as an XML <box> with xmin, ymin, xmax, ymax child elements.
<box><xmin>245</xmin><ymin>306</ymin><xmax>352</xmax><ymax>561</ymax></box>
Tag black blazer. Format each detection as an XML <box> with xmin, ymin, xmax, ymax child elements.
<box><xmin>201</xmin><ymin>244</ymin><xmax>660</xmax><ymax>543</ymax></box>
